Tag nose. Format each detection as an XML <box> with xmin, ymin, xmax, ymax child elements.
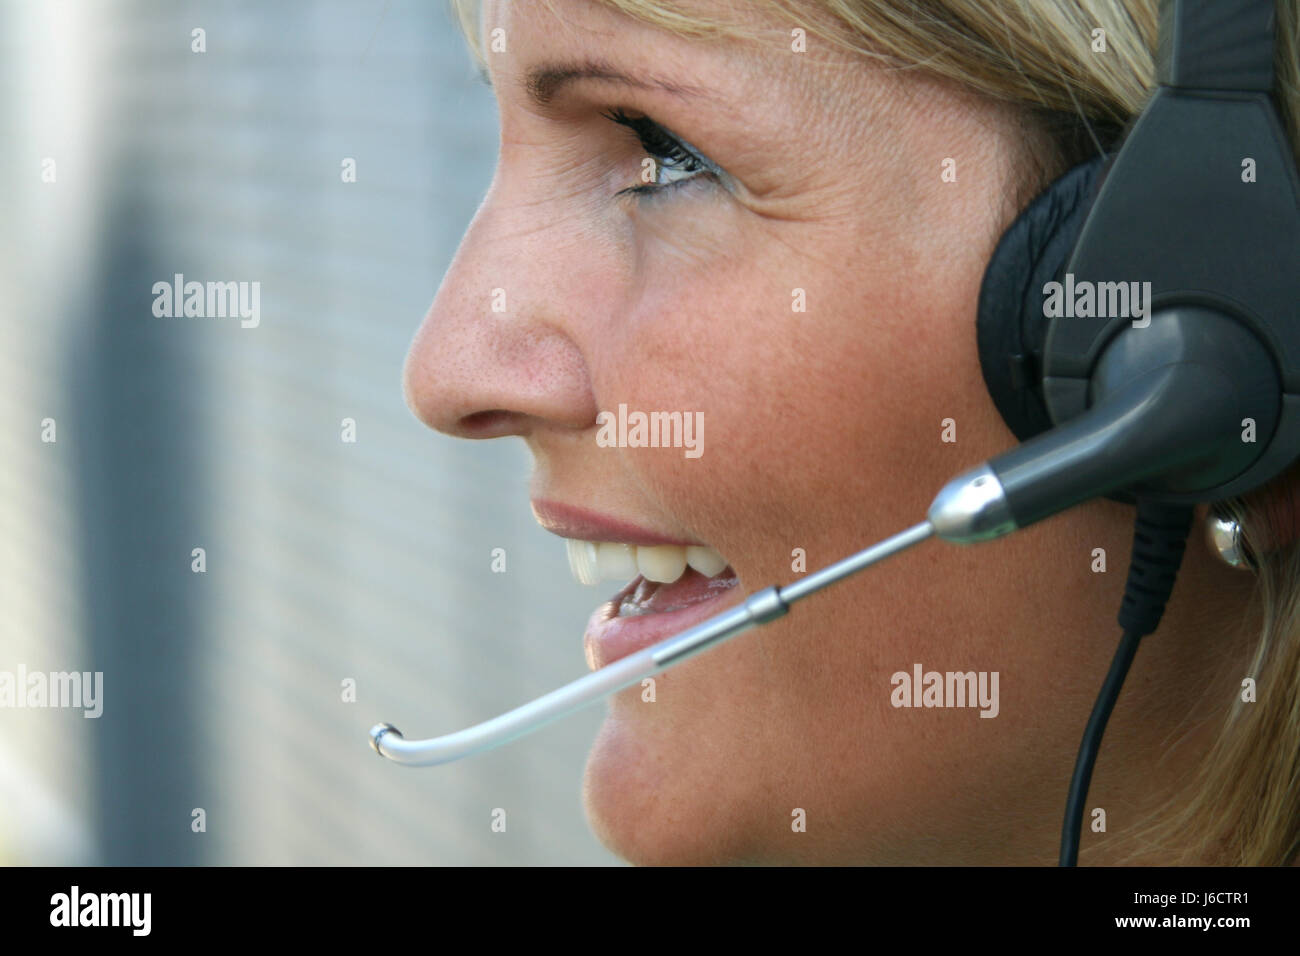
<box><xmin>403</xmin><ymin>175</ymin><xmax>597</xmax><ymax>441</ymax></box>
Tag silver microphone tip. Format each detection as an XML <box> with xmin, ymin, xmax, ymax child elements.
<box><xmin>927</xmin><ymin>464</ymin><xmax>1017</xmax><ymax>544</ymax></box>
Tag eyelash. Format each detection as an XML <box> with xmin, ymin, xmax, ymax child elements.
<box><xmin>601</xmin><ymin>107</ymin><xmax>718</xmax><ymax>197</ymax></box>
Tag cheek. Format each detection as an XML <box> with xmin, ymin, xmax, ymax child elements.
<box><xmin>593</xmin><ymin>212</ymin><xmax>993</xmax><ymax>583</ymax></box>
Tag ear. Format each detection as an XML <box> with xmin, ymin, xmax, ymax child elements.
<box><xmin>975</xmin><ymin>154</ymin><xmax>1110</xmax><ymax>442</ymax></box>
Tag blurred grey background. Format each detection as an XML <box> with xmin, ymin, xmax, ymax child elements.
<box><xmin>0</xmin><ymin>0</ymin><xmax>620</xmax><ymax>865</ymax></box>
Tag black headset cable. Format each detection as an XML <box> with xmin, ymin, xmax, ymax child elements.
<box><xmin>1060</xmin><ymin>499</ymin><xmax>1194</xmax><ymax>866</ymax></box>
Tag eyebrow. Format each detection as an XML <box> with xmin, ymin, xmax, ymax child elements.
<box><xmin>521</xmin><ymin>59</ymin><xmax>712</xmax><ymax>107</ymax></box>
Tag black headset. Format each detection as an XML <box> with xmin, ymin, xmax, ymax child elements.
<box><xmin>942</xmin><ymin>0</ymin><xmax>1300</xmax><ymax>863</ymax></box>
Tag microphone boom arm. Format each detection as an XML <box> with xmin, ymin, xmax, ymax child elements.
<box><xmin>369</xmin><ymin>521</ymin><xmax>935</xmax><ymax>767</ymax></box>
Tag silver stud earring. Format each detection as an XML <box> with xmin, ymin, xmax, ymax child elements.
<box><xmin>1206</xmin><ymin>508</ymin><xmax>1255</xmax><ymax>570</ymax></box>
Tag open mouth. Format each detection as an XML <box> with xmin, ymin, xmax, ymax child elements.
<box><xmin>611</xmin><ymin>567</ymin><xmax>739</xmax><ymax>616</ymax></box>
<box><xmin>564</xmin><ymin>538</ymin><xmax>741</xmax><ymax>669</ymax></box>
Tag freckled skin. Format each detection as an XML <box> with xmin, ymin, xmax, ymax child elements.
<box><xmin>404</xmin><ymin>0</ymin><xmax>1257</xmax><ymax>864</ymax></box>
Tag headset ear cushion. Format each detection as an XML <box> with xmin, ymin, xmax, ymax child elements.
<box><xmin>976</xmin><ymin>154</ymin><xmax>1110</xmax><ymax>442</ymax></box>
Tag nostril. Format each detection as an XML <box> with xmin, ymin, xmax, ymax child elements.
<box><xmin>457</xmin><ymin>409</ymin><xmax>524</xmax><ymax>438</ymax></box>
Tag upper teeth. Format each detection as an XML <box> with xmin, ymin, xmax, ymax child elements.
<box><xmin>565</xmin><ymin>539</ymin><xmax>728</xmax><ymax>586</ymax></box>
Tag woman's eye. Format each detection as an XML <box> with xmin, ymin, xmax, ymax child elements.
<box><xmin>601</xmin><ymin>107</ymin><xmax>720</xmax><ymax>197</ymax></box>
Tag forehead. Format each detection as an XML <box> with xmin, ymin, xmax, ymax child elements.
<box><xmin>474</xmin><ymin>0</ymin><xmax>968</xmax><ymax>207</ymax></box>
<box><xmin>478</xmin><ymin>0</ymin><xmax>866</xmax><ymax>109</ymax></box>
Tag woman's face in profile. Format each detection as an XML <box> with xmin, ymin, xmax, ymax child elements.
<box><xmin>401</xmin><ymin>0</ymin><xmax>1214</xmax><ymax>864</ymax></box>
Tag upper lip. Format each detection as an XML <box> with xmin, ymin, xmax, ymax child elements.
<box><xmin>531</xmin><ymin>499</ymin><xmax>702</xmax><ymax>547</ymax></box>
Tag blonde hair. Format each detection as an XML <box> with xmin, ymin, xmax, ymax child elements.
<box><xmin>452</xmin><ymin>0</ymin><xmax>1300</xmax><ymax>865</ymax></box>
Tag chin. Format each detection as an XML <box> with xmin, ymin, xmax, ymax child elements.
<box><xmin>580</xmin><ymin>710</ymin><xmax>762</xmax><ymax>866</ymax></box>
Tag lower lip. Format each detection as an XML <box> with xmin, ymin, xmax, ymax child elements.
<box><xmin>583</xmin><ymin>569</ymin><xmax>741</xmax><ymax>671</ymax></box>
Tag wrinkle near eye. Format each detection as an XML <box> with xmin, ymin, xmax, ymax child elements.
<box><xmin>623</xmin><ymin>184</ymin><xmax>744</xmax><ymax>268</ymax></box>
